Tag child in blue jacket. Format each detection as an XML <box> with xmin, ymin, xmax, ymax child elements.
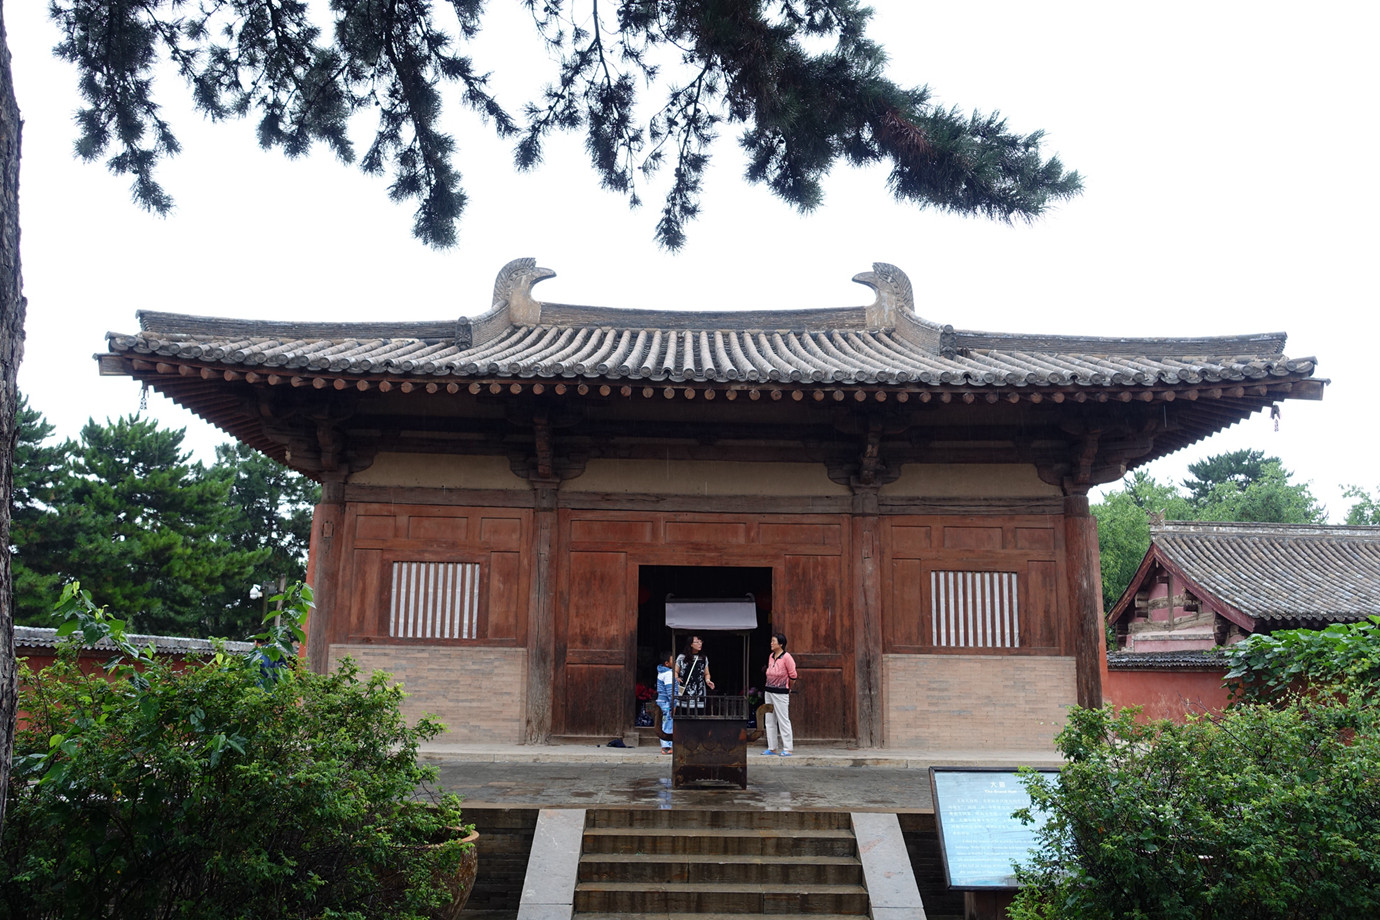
<box><xmin>656</xmin><ymin>649</ymin><xmax>675</xmax><ymax>753</ymax></box>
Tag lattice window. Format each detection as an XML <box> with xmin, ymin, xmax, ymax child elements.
<box><xmin>931</xmin><ymin>570</ymin><xmax>1020</xmax><ymax>648</ymax></box>
<box><xmin>389</xmin><ymin>561</ymin><xmax>481</xmax><ymax>639</ymax></box>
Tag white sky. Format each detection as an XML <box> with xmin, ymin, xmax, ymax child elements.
<box><xmin>6</xmin><ymin>2</ymin><xmax>1377</xmax><ymax>518</ymax></box>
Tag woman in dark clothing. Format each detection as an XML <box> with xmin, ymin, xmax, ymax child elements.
<box><xmin>674</xmin><ymin>634</ymin><xmax>714</xmax><ymax>712</ymax></box>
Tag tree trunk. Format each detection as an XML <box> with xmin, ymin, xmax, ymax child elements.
<box><xmin>0</xmin><ymin>0</ymin><xmax>27</xmax><ymax>837</ymax></box>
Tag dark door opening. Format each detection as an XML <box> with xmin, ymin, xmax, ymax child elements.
<box><xmin>636</xmin><ymin>565</ymin><xmax>774</xmax><ymax>699</ymax></box>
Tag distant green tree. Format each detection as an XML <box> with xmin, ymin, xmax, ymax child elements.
<box><xmin>1092</xmin><ymin>472</ymin><xmax>1192</xmax><ymax>614</ymax></box>
<box><xmin>1182</xmin><ymin>448</ymin><xmax>1269</xmax><ymax>506</ymax></box>
<box><xmin>206</xmin><ymin>444</ymin><xmax>320</xmax><ymax>633</ymax></box>
<box><xmin>1343</xmin><ymin>485</ymin><xmax>1380</xmax><ymax>525</ymax></box>
<box><xmin>1192</xmin><ymin>459</ymin><xmax>1325</xmax><ymax>524</ymax></box>
<box><xmin>1094</xmin><ymin>453</ymin><xmax>1323</xmax><ymax>614</ymax></box>
<box><xmin>36</xmin><ymin>416</ymin><xmax>269</xmax><ymax>636</ymax></box>
<box><xmin>9</xmin><ymin>397</ymin><xmax>74</xmax><ymax>625</ymax></box>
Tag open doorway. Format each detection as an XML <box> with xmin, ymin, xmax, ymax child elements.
<box><xmin>635</xmin><ymin>565</ymin><xmax>774</xmax><ymax>698</ymax></box>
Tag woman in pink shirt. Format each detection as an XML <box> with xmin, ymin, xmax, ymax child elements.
<box><xmin>762</xmin><ymin>632</ymin><xmax>798</xmax><ymax>756</ymax></box>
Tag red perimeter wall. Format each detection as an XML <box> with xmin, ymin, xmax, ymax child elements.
<box><xmin>1104</xmin><ymin>667</ymin><xmax>1231</xmax><ymax>722</ymax></box>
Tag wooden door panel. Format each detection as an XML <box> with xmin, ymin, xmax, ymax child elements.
<box><xmin>565</xmin><ymin>551</ymin><xmax>628</xmax><ymax>649</ymax></box>
<box><xmin>887</xmin><ymin>558</ymin><xmax>924</xmax><ymax>649</ymax></box>
<box><xmin>790</xmin><ymin>666</ymin><xmax>848</xmax><ymax>741</ymax></box>
<box><xmin>562</xmin><ymin>665</ymin><xmax>629</xmax><ymax>736</ymax></box>
<box><xmin>486</xmin><ymin>550</ymin><xmax>523</xmax><ymax>640</ymax></box>
<box><xmin>781</xmin><ymin>554</ymin><xmax>843</xmax><ymax>651</ymax></box>
<box><xmin>1022</xmin><ymin>560</ymin><xmax>1062</xmax><ymax>650</ymax></box>
<box><xmin>559</xmin><ymin>550</ymin><xmax>633</xmax><ymax>736</ymax></box>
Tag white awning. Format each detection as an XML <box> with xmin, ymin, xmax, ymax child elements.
<box><xmin>665</xmin><ymin>599</ymin><xmax>758</xmax><ymax>631</ymax></box>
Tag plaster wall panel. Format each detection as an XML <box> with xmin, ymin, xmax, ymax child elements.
<box><xmin>883</xmin><ymin>654</ymin><xmax>1075</xmax><ymax>751</ymax></box>
<box><xmin>881</xmin><ymin>464</ymin><xmax>1060</xmax><ymax>498</ymax></box>
<box><xmin>330</xmin><ymin>644</ymin><xmax>527</xmax><ymax>743</ymax></box>
<box><xmin>350</xmin><ymin>453</ymin><xmax>528</xmax><ymax>490</ymax></box>
<box><xmin>571</xmin><ymin>459</ymin><xmax>851</xmax><ymax>496</ymax></box>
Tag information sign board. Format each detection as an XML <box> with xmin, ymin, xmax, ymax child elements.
<box><xmin>928</xmin><ymin>766</ymin><xmax>1056</xmax><ymax>889</ymax></box>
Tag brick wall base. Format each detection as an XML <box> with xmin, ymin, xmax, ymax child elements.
<box><xmin>883</xmin><ymin>654</ymin><xmax>1076</xmax><ymax>752</ymax></box>
<box><xmin>331</xmin><ymin>644</ymin><xmax>527</xmax><ymax>744</ymax></box>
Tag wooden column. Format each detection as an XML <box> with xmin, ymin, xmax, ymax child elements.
<box><xmin>1064</xmin><ymin>492</ymin><xmax>1105</xmax><ymax>708</ymax></box>
<box><xmin>524</xmin><ymin>479</ymin><xmax>559</xmax><ymax>744</ymax></box>
<box><xmin>304</xmin><ymin>478</ymin><xmax>346</xmax><ymax>674</ymax></box>
<box><xmin>851</xmin><ymin>486</ymin><xmax>884</xmax><ymax>748</ymax></box>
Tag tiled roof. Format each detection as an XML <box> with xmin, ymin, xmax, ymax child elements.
<box><xmin>16</xmin><ymin>625</ymin><xmax>254</xmax><ymax>656</ymax></box>
<box><xmin>1107</xmin><ymin>649</ymin><xmax>1228</xmax><ymax>671</ymax></box>
<box><xmin>1147</xmin><ymin>522</ymin><xmax>1380</xmax><ymax>624</ymax></box>
<box><xmin>103</xmin><ymin>260</ymin><xmax>1318</xmax><ymax>390</ymax></box>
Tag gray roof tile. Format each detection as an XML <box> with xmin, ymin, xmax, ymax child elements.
<box><xmin>16</xmin><ymin>625</ymin><xmax>254</xmax><ymax>655</ymax></box>
<box><xmin>1147</xmin><ymin>522</ymin><xmax>1380</xmax><ymax>623</ymax></box>
<box><xmin>103</xmin><ymin>260</ymin><xmax>1319</xmax><ymax>390</ymax></box>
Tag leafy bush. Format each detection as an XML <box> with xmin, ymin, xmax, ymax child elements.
<box><xmin>1</xmin><ymin>584</ymin><xmax>470</xmax><ymax>920</ymax></box>
<box><xmin>1222</xmin><ymin>616</ymin><xmax>1380</xmax><ymax>703</ymax></box>
<box><xmin>1011</xmin><ymin>700</ymin><xmax>1380</xmax><ymax>920</ymax></box>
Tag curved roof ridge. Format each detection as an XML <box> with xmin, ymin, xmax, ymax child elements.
<box><xmin>136</xmin><ymin>310</ymin><xmax>464</xmax><ymax>343</ymax></box>
<box><xmin>947</xmin><ymin>328</ymin><xmax>1290</xmax><ymax>358</ymax></box>
<box><xmin>1153</xmin><ymin>521</ymin><xmax>1380</xmax><ymax>539</ymax></box>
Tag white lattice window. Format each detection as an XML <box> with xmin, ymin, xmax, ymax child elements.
<box><xmin>389</xmin><ymin>561</ymin><xmax>481</xmax><ymax>639</ymax></box>
<box><xmin>931</xmin><ymin>570</ymin><xmax>1020</xmax><ymax>648</ymax></box>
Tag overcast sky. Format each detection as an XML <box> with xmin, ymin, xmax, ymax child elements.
<box><xmin>6</xmin><ymin>2</ymin><xmax>1377</xmax><ymax>518</ymax></box>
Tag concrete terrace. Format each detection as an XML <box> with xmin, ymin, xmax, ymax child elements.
<box><xmin>421</xmin><ymin>741</ymin><xmax>1064</xmax><ymax>813</ymax></box>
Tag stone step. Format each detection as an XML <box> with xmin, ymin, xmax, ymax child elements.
<box><xmin>587</xmin><ymin>808</ymin><xmax>852</xmax><ymax>831</ymax></box>
<box><xmin>573</xmin><ymin>880</ymin><xmax>870</xmax><ymax>915</ymax></box>
<box><xmin>578</xmin><ymin>914</ymin><xmax>866</xmax><ymax>920</ymax></box>
<box><xmin>578</xmin><ymin>852</ymin><xmax>865</xmax><ymax>886</ymax></box>
<box><xmin>581</xmin><ymin>825</ymin><xmax>858</xmax><ymax>857</ymax></box>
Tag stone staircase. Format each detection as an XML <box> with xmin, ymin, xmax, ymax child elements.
<box><xmin>572</xmin><ymin>808</ymin><xmax>870</xmax><ymax>918</ymax></box>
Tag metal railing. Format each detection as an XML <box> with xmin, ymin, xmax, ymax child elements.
<box><xmin>672</xmin><ymin>694</ymin><xmax>748</xmax><ymax>720</ymax></box>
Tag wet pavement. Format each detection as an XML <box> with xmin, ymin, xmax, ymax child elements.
<box><xmin>422</xmin><ymin>742</ymin><xmax>1063</xmax><ymax>813</ymax></box>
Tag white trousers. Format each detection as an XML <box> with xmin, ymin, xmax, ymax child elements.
<box><xmin>765</xmin><ymin>690</ymin><xmax>793</xmax><ymax>753</ymax></box>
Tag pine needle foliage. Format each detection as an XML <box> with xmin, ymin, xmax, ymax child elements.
<box><xmin>49</xmin><ymin>0</ymin><xmax>1082</xmax><ymax>249</ymax></box>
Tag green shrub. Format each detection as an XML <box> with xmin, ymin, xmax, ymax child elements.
<box><xmin>1</xmin><ymin>583</ymin><xmax>470</xmax><ymax>920</ymax></box>
<box><xmin>1011</xmin><ymin>700</ymin><xmax>1380</xmax><ymax>920</ymax></box>
<box><xmin>1222</xmin><ymin>616</ymin><xmax>1380</xmax><ymax>703</ymax></box>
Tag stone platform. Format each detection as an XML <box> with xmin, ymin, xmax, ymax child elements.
<box><xmin>421</xmin><ymin>741</ymin><xmax>1062</xmax><ymax>813</ymax></box>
